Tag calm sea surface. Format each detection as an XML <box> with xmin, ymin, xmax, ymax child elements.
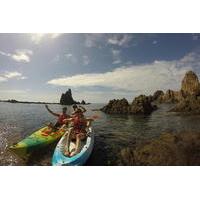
<box><xmin>0</xmin><ymin>102</ymin><xmax>200</xmax><ymax>166</ymax></box>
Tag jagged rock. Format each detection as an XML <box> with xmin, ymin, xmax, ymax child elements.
<box><xmin>100</xmin><ymin>98</ymin><xmax>129</xmax><ymax>114</ymax></box>
<box><xmin>169</xmin><ymin>71</ymin><xmax>200</xmax><ymax>113</ymax></box>
<box><xmin>81</xmin><ymin>100</ymin><xmax>86</xmax><ymax>105</ymax></box>
<box><xmin>170</xmin><ymin>96</ymin><xmax>200</xmax><ymax>114</ymax></box>
<box><xmin>129</xmin><ymin>95</ymin><xmax>157</xmax><ymax>114</ymax></box>
<box><xmin>152</xmin><ymin>90</ymin><xmax>164</xmax><ymax>101</ymax></box>
<box><xmin>60</xmin><ymin>89</ymin><xmax>78</xmax><ymax>105</ymax></box>
<box><xmin>160</xmin><ymin>90</ymin><xmax>184</xmax><ymax>103</ymax></box>
<box><xmin>101</xmin><ymin>95</ymin><xmax>157</xmax><ymax>115</ymax></box>
<box><xmin>181</xmin><ymin>70</ymin><xmax>200</xmax><ymax>96</ymax></box>
<box><xmin>119</xmin><ymin>132</ymin><xmax>200</xmax><ymax>166</ymax></box>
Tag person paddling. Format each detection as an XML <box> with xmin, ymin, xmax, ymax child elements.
<box><xmin>64</xmin><ymin>109</ymin><xmax>93</xmax><ymax>157</ymax></box>
<box><xmin>45</xmin><ymin>105</ymin><xmax>69</xmax><ymax>130</ymax></box>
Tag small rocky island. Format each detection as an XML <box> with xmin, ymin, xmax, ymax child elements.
<box><xmin>101</xmin><ymin>95</ymin><xmax>157</xmax><ymax>115</ymax></box>
<box><xmin>60</xmin><ymin>89</ymin><xmax>89</xmax><ymax>105</ymax></box>
<box><xmin>101</xmin><ymin>70</ymin><xmax>200</xmax><ymax>115</ymax></box>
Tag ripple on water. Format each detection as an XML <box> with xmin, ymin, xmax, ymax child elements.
<box><xmin>1</xmin><ymin>103</ymin><xmax>200</xmax><ymax>165</ymax></box>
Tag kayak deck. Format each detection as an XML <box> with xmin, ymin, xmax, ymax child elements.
<box><xmin>10</xmin><ymin>126</ymin><xmax>67</xmax><ymax>158</ymax></box>
<box><xmin>52</xmin><ymin>127</ymin><xmax>94</xmax><ymax>166</ymax></box>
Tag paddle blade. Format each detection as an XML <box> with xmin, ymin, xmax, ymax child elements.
<box><xmin>92</xmin><ymin>115</ymin><xmax>100</xmax><ymax>120</ymax></box>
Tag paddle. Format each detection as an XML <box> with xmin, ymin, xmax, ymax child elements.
<box><xmin>90</xmin><ymin>115</ymin><xmax>100</xmax><ymax>120</ymax></box>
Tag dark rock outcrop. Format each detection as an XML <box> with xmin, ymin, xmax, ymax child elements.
<box><xmin>81</xmin><ymin>100</ymin><xmax>86</xmax><ymax>105</ymax></box>
<box><xmin>60</xmin><ymin>89</ymin><xmax>78</xmax><ymax>105</ymax></box>
<box><xmin>119</xmin><ymin>132</ymin><xmax>200</xmax><ymax>166</ymax></box>
<box><xmin>129</xmin><ymin>95</ymin><xmax>157</xmax><ymax>114</ymax></box>
<box><xmin>100</xmin><ymin>98</ymin><xmax>129</xmax><ymax>114</ymax></box>
<box><xmin>152</xmin><ymin>90</ymin><xmax>164</xmax><ymax>102</ymax></box>
<box><xmin>101</xmin><ymin>95</ymin><xmax>157</xmax><ymax>115</ymax></box>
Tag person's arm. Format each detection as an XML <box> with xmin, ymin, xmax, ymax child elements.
<box><xmin>86</xmin><ymin>118</ymin><xmax>94</xmax><ymax>126</ymax></box>
<box><xmin>45</xmin><ymin>105</ymin><xmax>59</xmax><ymax>117</ymax></box>
<box><xmin>79</xmin><ymin>105</ymin><xmax>86</xmax><ymax>113</ymax></box>
<box><xmin>63</xmin><ymin>118</ymin><xmax>73</xmax><ymax>123</ymax></box>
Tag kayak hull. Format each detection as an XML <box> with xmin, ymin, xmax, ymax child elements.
<box><xmin>52</xmin><ymin>127</ymin><xmax>94</xmax><ymax>166</ymax></box>
<box><xmin>9</xmin><ymin>126</ymin><xmax>66</xmax><ymax>158</ymax></box>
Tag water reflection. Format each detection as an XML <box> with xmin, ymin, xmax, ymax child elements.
<box><xmin>0</xmin><ymin>102</ymin><xmax>199</xmax><ymax>165</ymax></box>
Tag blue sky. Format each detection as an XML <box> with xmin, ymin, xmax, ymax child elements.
<box><xmin>0</xmin><ymin>33</ymin><xmax>200</xmax><ymax>103</ymax></box>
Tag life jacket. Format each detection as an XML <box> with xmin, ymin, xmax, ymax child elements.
<box><xmin>73</xmin><ymin>116</ymin><xmax>87</xmax><ymax>130</ymax></box>
<box><xmin>58</xmin><ymin>113</ymin><xmax>68</xmax><ymax>125</ymax></box>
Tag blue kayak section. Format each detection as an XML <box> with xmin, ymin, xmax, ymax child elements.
<box><xmin>52</xmin><ymin>128</ymin><xmax>94</xmax><ymax>166</ymax></box>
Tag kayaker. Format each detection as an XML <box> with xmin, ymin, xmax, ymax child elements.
<box><xmin>45</xmin><ymin>105</ymin><xmax>69</xmax><ymax>130</ymax></box>
<box><xmin>72</xmin><ymin>104</ymin><xmax>86</xmax><ymax>115</ymax></box>
<box><xmin>64</xmin><ymin>110</ymin><xmax>93</xmax><ymax>157</ymax></box>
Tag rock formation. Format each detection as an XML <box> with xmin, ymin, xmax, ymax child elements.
<box><xmin>169</xmin><ymin>71</ymin><xmax>200</xmax><ymax>113</ymax></box>
<box><xmin>129</xmin><ymin>95</ymin><xmax>157</xmax><ymax>114</ymax></box>
<box><xmin>152</xmin><ymin>90</ymin><xmax>164</xmax><ymax>102</ymax></box>
<box><xmin>181</xmin><ymin>70</ymin><xmax>200</xmax><ymax>96</ymax></box>
<box><xmin>100</xmin><ymin>98</ymin><xmax>129</xmax><ymax>114</ymax></box>
<box><xmin>101</xmin><ymin>95</ymin><xmax>157</xmax><ymax>115</ymax></box>
<box><xmin>60</xmin><ymin>89</ymin><xmax>78</xmax><ymax>105</ymax></box>
<box><xmin>119</xmin><ymin>132</ymin><xmax>200</xmax><ymax>166</ymax></box>
<box><xmin>81</xmin><ymin>100</ymin><xmax>86</xmax><ymax>105</ymax></box>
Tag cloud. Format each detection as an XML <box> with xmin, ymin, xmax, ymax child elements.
<box><xmin>30</xmin><ymin>33</ymin><xmax>63</xmax><ymax>44</ymax></box>
<box><xmin>4</xmin><ymin>71</ymin><xmax>22</xmax><ymax>78</ymax></box>
<box><xmin>47</xmin><ymin>59</ymin><xmax>192</xmax><ymax>96</ymax></box>
<box><xmin>0</xmin><ymin>71</ymin><xmax>27</xmax><ymax>81</ymax></box>
<box><xmin>0</xmin><ymin>49</ymin><xmax>33</xmax><ymax>63</ymax></box>
<box><xmin>12</xmin><ymin>49</ymin><xmax>33</xmax><ymax>63</ymax></box>
<box><xmin>107</xmin><ymin>34</ymin><xmax>133</xmax><ymax>47</ymax></box>
<box><xmin>0</xmin><ymin>76</ymin><xmax>7</xmax><ymax>82</ymax></box>
<box><xmin>84</xmin><ymin>34</ymin><xmax>104</xmax><ymax>47</ymax></box>
<box><xmin>84</xmin><ymin>34</ymin><xmax>134</xmax><ymax>48</ymax></box>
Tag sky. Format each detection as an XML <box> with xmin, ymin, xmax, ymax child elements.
<box><xmin>0</xmin><ymin>33</ymin><xmax>200</xmax><ymax>103</ymax></box>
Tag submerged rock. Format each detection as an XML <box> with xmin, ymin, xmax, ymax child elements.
<box><xmin>119</xmin><ymin>132</ymin><xmax>200</xmax><ymax>166</ymax></box>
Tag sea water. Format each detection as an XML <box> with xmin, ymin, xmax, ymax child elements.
<box><xmin>0</xmin><ymin>102</ymin><xmax>200</xmax><ymax>166</ymax></box>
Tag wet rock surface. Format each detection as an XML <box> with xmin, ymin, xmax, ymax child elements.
<box><xmin>119</xmin><ymin>132</ymin><xmax>200</xmax><ymax>166</ymax></box>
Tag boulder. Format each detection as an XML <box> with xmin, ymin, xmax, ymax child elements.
<box><xmin>100</xmin><ymin>98</ymin><xmax>129</xmax><ymax>114</ymax></box>
<box><xmin>101</xmin><ymin>95</ymin><xmax>157</xmax><ymax>115</ymax></box>
<box><xmin>152</xmin><ymin>90</ymin><xmax>164</xmax><ymax>102</ymax></box>
<box><xmin>129</xmin><ymin>95</ymin><xmax>157</xmax><ymax>115</ymax></box>
<box><xmin>119</xmin><ymin>132</ymin><xmax>200</xmax><ymax>166</ymax></box>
